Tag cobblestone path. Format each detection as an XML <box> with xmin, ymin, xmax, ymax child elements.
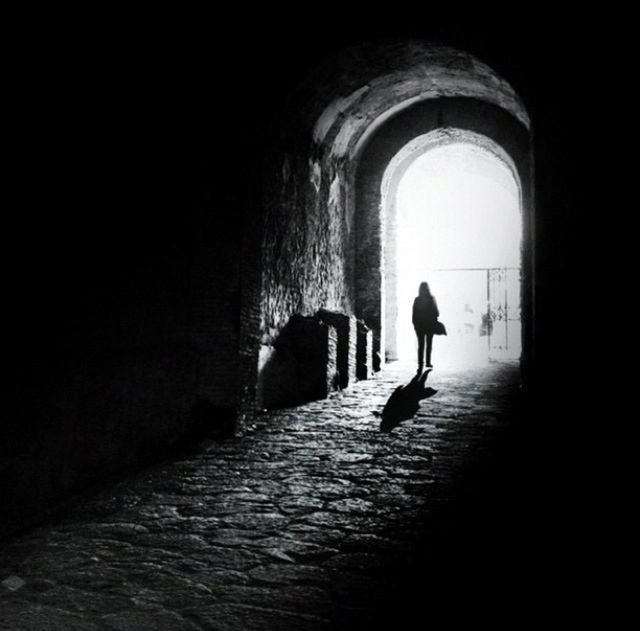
<box><xmin>1</xmin><ymin>363</ymin><xmax>525</xmax><ymax>630</ymax></box>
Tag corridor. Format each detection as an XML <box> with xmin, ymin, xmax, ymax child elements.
<box><xmin>1</xmin><ymin>363</ymin><xmax>527</xmax><ymax>630</ymax></box>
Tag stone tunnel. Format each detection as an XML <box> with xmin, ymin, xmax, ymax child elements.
<box><xmin>1</xmin><ymin>27</ymin><xmax>594</xmax><ymax>629</ymax></box>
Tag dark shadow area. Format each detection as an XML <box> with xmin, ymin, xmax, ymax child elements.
<box><xmin>0</xmin><ymin>364</ymin><xmax>602</xmax><ymax>627</ymax></box>
<box><xmin>258</xmin><ymin>315</ymin><xmax>340</xmax><ymax>410</ymax></box>
<box><xmin>0</xmin><ymin>400</ymin><xmax>235</xmax><ymax>542</ymax></box>
<box><xmin>336</xmin><ymin>367</ymin><xmax>541</xmax><ymax>627</ymax></box>
<box><xmin>376</xmin><ymin>369</ymin><xmax>438</xmax><ymax>432</ymax></box>
<box><xmin>2</xmin><ymin>15</ymin><xmax>609</xmax><ymax>625</ymax></box>
<box><xmin>179</xmin><ymin>400</ymin><xmax>236</xmax><ymax>448</ymax></box>
<box><xmin>259</xmin><ymin>311</ymin><xmax>371</xmax><ymax>411</ymax></box>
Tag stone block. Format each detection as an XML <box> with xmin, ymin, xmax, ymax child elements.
<box><xmin>317</xmin><ymin>310</ymin><xmax>357</xmax><ymax>389</ymax></box>
<box><xmin>356</xmin><ymin>320</ymin><xmax>373</xmax><ymax>380</ymax></box>
<box><xmin>257</xmin><ymin>315</ymin><xmax>338</xmax><ymax>409</ymax></box>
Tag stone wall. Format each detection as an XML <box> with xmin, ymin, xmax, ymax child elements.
<box><xmin>261</xmin><ymin>150</ymin><xmax>355</xmax><ymax>345</ymax></box>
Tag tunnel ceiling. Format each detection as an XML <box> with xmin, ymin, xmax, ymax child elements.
<box><xmin>381</xmin><ymin>128</ymin><xmax>521</xmax><ymax>205</ymax></box>
<box><xmin>285</xmin><ymin>41</ymin><xmax>529</xmax><ymax>159</ymax></box>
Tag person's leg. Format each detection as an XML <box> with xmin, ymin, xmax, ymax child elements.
<box><xmin>417</xmin><ymin>330</ymin><xmax>424</xmax><ymax>370</ymax></box>
<box><xmin>426</xmin><ymin>333</ymin><xmax>434</xmax><ymax>367</ymax></box>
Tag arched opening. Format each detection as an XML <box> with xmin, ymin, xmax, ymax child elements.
<box><xmin>354</xmin><ymin>98</ymin><xmax>533</xmax><ymax>383</ymax></box>
<box><xmin>382</xmin><ymin>130</ymin><xmax>523</xmax><ymax>368</ymax></box>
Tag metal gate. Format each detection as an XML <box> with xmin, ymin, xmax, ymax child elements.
<box><xmin>485</xmin><ymin>267</ymin><xmax>520</xmax><ymax>360</ymax></box>
<box><xmin>432</xmin><ymin>267</ymin><xmax>521</xmax><ymax>362</ymax></box>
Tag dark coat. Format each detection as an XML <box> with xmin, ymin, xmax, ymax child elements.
<box><xmin>412</xmin><ymin>295</ymin><xmax>439</xmax><ymax>333</ymax></box>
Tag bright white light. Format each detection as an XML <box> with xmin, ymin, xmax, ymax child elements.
<box><xmin>395</xmin><ymin>142</ymin><xmax>522</xmax><ymax>367</ymax></box>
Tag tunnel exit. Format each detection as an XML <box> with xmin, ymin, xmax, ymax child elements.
<box><xmin>394</xmin><ymin>141</ymin><xmax>522</xmax><ymax>368</ymax></box>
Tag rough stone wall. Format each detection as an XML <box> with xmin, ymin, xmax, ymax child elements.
<box><xmin>190</xmin><ymin>187</ymin><xmax>241</xmax><ymax>408</ymax></box>
<box><xmin>384</xmin><ymin>193</ymin><xmax>399</xmax><ymax>361</ymax></box>
<box><xmin>237</xmin><ymin>180</ymin><xmax>264</xmax><ymax>424</ymax></box>
<box><xmin>261</xmin><ymin>150</ymin><xmax>354</xmax><ymax>345</ymax></box>
<box><xmin>355</xmin><ymin>152</ymin><xmax>389</xmax><ymax>371</ymax></box>
<box><xmin>258</xmin><ymin>137</ymin><xmax>355</xmax><ymax>405</ymax></box>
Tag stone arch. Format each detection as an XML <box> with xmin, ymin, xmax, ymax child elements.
<box><xmin>246</xmin><ymin>41</ymin><xmax>534</xmax><ymax>415</ymax></box>
<box><xmin>379</xmin><ymin>127</ymin><xmax>523</xmax><ymax>362</ymax></box>
<box><xmin>354</xmin><ymin>98</ymin><xmax>533</xmax><ymax>374</ymax></box>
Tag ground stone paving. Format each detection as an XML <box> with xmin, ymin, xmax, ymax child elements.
<box><xmin>0</xmin><ymin>363</ymin><xmax>522</xmax><ymax>630</ymax></box>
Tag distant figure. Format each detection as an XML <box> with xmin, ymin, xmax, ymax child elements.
<box><xmin>412</xmin><ymin>281</ymin><xmax>439</xmax><ymax>370</ymax></box>
<box><xmin>463</xmin><ymin>303</ymin><xmax>475</xmax><ymax>335</ymax></box>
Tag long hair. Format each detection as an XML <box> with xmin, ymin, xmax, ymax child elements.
<box><xmin>418</xmin><ymin>281</ymin><xmax>431</xmax><ymax>298</ymax></box>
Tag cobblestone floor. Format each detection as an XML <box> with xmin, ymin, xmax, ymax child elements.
<box><xmin>1</xmin><ymin>362</ymin><xmax>528</xmax><ymax>630</ymax></box>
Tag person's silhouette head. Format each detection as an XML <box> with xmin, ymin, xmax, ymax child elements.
<box><xmin>418</xmin><ymin>282</ymin><xmax>431</xmax><ymax>298</ymax></box>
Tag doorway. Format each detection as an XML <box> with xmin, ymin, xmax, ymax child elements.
<box><xmin>393</xmin><ymin>139</ymin><xmax>522</xmax><ymax>368</ymax></box>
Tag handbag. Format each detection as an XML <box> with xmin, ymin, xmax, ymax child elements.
<box><xmin>433</xmin><ymin>320</ymin><xmax>447</xmax><ymax>336</ymax></box>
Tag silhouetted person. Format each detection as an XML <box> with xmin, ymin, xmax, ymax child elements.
<box><xmin>412</xmin><ymin>281</ymin><xmax>439</xmax><ymax>370</ymax></box>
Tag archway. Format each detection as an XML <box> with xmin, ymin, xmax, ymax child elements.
<box><xmin>354</xmin><ymin>98</ymin><xmax>533</xmax><ymax>379</ymax></box>
<box><xmin>383</xmin><ymin>129</ymin><xmax>523</xmax><ymax>368</ymax></box>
